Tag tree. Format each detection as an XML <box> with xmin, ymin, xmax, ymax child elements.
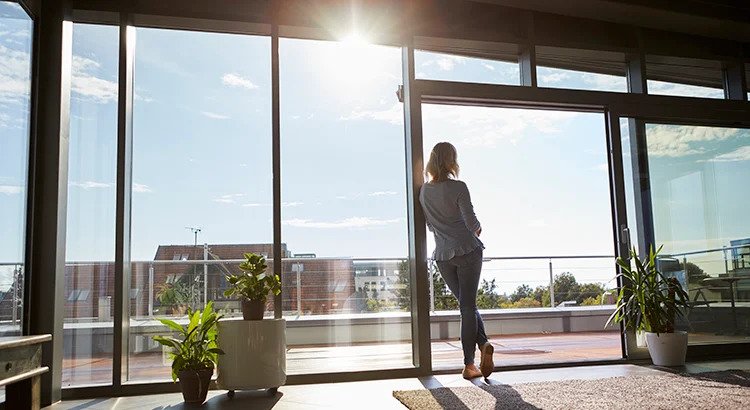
<box><xmin>531</xmin><ymin>285</ymin><xmax>551</xmax><ymax>307</ymax></box>
<box><xmin>681</xmin><ymin>261</ymin><xmax>710</xmax><ymax>285</ymax></box>
<box><xmin>510</xmin><ymin>284</ymin><xmax>533</xmax><ymax>302</ymax></box>
<box><xmin>394</xmin><ymin>260</ymin><xmax>411</xmax><ymax>310</ymax></box>
<box><xmin>578</xmin><ymin>283</ymin><xmax>605</xmax><ymax>304</ymax></box>
<box><xmin>552</xmin><ymin>272</ymin><xmax>580</xmax><ymax>305</ymax></box>
<box><xmin>477</xmin><ymin>279</ymin><xmax>507</xmax><ymax>309</ymax></box>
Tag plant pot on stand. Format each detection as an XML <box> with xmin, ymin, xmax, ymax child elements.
<box><xmin>220</xmin><ymin>252</ymin><xmax>285</xmax><ymax>397</ymax></box>
<box><xmin>242</xmin><ymin>298</ymin><xmax>266</xmax><ymax>320</ymax></box>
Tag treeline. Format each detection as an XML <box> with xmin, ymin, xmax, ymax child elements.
<box><xmin>391</xmin><ymin>262</ymin><xmax>610</xmax><ymax>311</ymax></box>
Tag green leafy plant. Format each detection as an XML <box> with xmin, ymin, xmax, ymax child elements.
<box><xmin>606</xmin><ymin>246</ymin><xmax>690</xmax><ymax>334</ymax></box>
<box><xmin>156</xmin><ymin>274</ymin><xmax>200</xmax><ymax>314</ymax></box>
<box><xmin>152</xmin><ymin>301</ymin><xmax>225</xmax><ymax>381</ymax></box>
<box><xmin>223</xmin><ymin>253</ymin><xmax>281</xmax><ymax>302</ymax></box>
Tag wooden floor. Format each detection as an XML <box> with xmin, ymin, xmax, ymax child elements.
<box><xmin>62</xmin><ymin>331</ymin><xmax>623</xmax><ymax>386</ymax></box>
<box><xmin>48</xmin><ymin>359</ymin><xmax>750</xmax><ymax>409</ymax></box>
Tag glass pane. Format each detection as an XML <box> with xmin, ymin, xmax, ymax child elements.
<box><xmin>537</xmin><ymin>66</ymin><xmax>627</xmax><ymax>93</ymax></box>
<box><xmin>63</xmin><ymin>23</ymin><xmax>119</xmax><ymax>387</ymax></box>
<box><xmin>0</xmin><ymin>1</ymin><xmax>32</xmax><ymax>338</ymax></box>
<box><xmin>644</xmin><ymin>122</ymin><xmax>750</xmax><ymax>343</ymax></box>
<box><xmin>415</xmin><ymin>50</ymin><xmax>520</xmax><ymax>85</ymax></box>
<box><xmin>280</xmin><ymin>37</ymin><xmax>412</xmax><ymax>374</ymax></box>
<box><xmin>422</xmin><ymin>104</ymin><xmax>621</xmax><ymax>368</ymax></box>
<box><xmin>128</xmin><ymin>28</ymin><xmax>271</xmax><ymax>382</ymax></box>
<box><xmin>646</xmin><ymin>55</ymin><xmax>725</xmax><ymax>99</ymax></box>
<box><xmin>647</xmin><ymin>80</ymin><xmax>724</xmax><ymax>99</ymax></box>
<box><xmin>536</xmin><ymin>46</ymin><xmax>627</xmax><ymax>92</ymax></box>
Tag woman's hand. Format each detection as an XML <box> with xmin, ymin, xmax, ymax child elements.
<box><xmin>475</xmin><ymin>227</ymin><xmax>482</xmax><ymax>237</ymax></box>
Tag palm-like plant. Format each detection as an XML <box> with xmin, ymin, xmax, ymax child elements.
<box><xmin>607</xmin><ymin>246</ymin><xmax>690</xmax><ymax>334</ymax></box>
<box><xmin>153</xmin><ymin>301</ymin><xmax>225</xmax><ymax>381</ymax></box>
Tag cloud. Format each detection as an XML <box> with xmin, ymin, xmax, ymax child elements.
<box><xmin>242</xmin><ymin>203</ymin><xmax>266</xmax><ymax>207</ymax></box>
<box><xmin>340</xmin><ymin>103</ymin><xmax>402</xmax><ymax>125</ymax></box>
<box><xmin>133</xmin><ymin>183</ymin><xmax>152</xmax><ymax>193</ymax></box>
<box><xmin>282</xmin><ymin>217</ymin><xmax>401</xmax><ymax>229</ymax></box>
<box><xmin>539</xmin><ymin>71</ymin><xmax>570</xmax><ymax>84</ymax></box>
<box><xmin>647</xmin><ymin>80</ymin><xmax>723</xmax><ymax>99</ymax></box>
<box><xmin>528</xmin><ymin>219</ymin><xmax>547</xmax><ymax>227</ymax></box>
<box><xmin>201</xmin><ymin>111</ymin><xmax>230</xmax><ymax>120</ymax></box>
<box><xmin>70</xmin><ymin>181</ymin><xmax>113</xmax><ymax>190</ymax></box>
<box><xmin>282</xmin><ymin>201</ymin><xmax>303</xmax><ymax>207</ymax></box>
<box><xmin>0</xmin><ymin>44</ymin><xmax>31</xmax><ymax>104</ymax></box>
<box><xmin>368</xmin><ymin>191</ymin><xmax>397</xmax><ymax>197</ymax></box>
<box><xmin>481</xmin><ymin>63</ymin><xmax>496</xmax><ymax>71</ymax></box>
<box><xmin>221</xmin><ymin>73</ymin><xmax>258</xmax><ymax>90</ymax></box>
<box><xmin>0</xmin><ymin>185</ymin><xmax>22</xmax><ymax>195</ymax></box>
<box><xmin>421</xmin><ymin>104</ymin><xmax>579</xmax><ymax>148</ymax></box>
<box><xmin>707</xmin><ymin>146</ymin><xmax>750</xmax><ymax>162</ymax></box>
<box><xmin>646</xmin><ymin>124</ymin><xmax>740</xmax><ymax>158</ymax></box>
<box><xmin>71</xmin><ymin>56</ymin><xmax>118</xmax><ymax>103</ymax></box>
<box><xmin>582</xmin><ymin>73</ymin><xmax>627</xmax><ymax>92</ymax></box>
<box><xmin>213</xmin><ymin>194</ymin><xmax>244</xmax><ymax>204</ymax></box>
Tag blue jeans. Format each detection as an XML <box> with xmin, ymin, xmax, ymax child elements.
<box><xmin>436</xmin><ymin>247</ymin><xmax>488</xmax><ymax>365</ymax></box>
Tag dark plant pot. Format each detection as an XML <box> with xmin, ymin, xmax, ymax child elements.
<box><xmin>178</xmin><ymin>368</ymin><xmax>213</xmax><ymax>404</ymax></box>
<box><xmin>242</xmin><ymin>299</ymin><xmax>266</xmax><ymax>320</ymax></box>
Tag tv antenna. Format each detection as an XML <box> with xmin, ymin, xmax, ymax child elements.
<box><xmin>185</xmin><ymin>226</ymin><xmax>202</xmax><ymax>246</ymax></box>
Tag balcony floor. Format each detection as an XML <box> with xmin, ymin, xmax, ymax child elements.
<box><xmin>63</xmin><ymin>331</ymin><xmax>623</xmax><ymax>386</ymax></box>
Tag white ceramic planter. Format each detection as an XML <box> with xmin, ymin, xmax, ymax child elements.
<box><xmin>645</xmin><ymin>331</ymin><xmax>688</xmax><ymax>366</ymax></box>
<box><xmin>217</xmin><ymin>318</ymin><xmax>286</xmax><ymax>392</ymax></box>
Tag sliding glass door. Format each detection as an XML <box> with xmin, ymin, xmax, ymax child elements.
<box><xmin>421</xmin><ymin>103</ymin><xmax>622</xmax><ymax>368</ymax></box>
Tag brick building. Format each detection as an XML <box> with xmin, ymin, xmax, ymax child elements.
<box><xmin>60</xmin><ymin>243</ymin><xmax>363</xmax><ymax>320</ymax></box>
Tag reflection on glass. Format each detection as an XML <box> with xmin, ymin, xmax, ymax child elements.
<box><xmin>0</xmin><ymin>1</ymin><xmax>32</xmax><ymax>338</ymax></box>
<box><xmin>422</xmin><ymin>104</ymin><xmax>621</xmax><ymax>368</ymax></box>
<box><xmin>128</xmin><ymin>28</ymin><xmax>272</xmax><ymax>382</ymax></box>
<box><xmin>537</xmin><ymin>66</ymin><xmax>627</xmax><ymax>93</ymax></box>
<box><xmin>647</xmin><ymin>80</ymin><xmax>724</xmax><ymax>99</ymax></box>
<box><xmin>415</xmin><ymin>50</ymin><xmax>520</xmax><ymax>85</ymax></box>
<box><xmin>644</xmin><ymin>123</ymin><xmax>750</xmax><ymax>342</ymax></box>
<box><xmin>280</xmin><ymin>37</ymin><xmax>412</xmax><ymax>374</ymax></box>
<box><xmin>63</xmin><ymin>23</ymin><xmax>118</xmax><ymax>387</ymax></box>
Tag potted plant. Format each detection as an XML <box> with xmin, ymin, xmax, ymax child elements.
<box><xmin>153</xmin><ymin>301</ymin><xmax>225</xmax><ymax>404</ymax></box>
<box><xmin>156</xmin><ymin>275</ymin><xmax>192</xmax><ymax>315</ymax></box>
<box><xmin>223</xmin><ymin>253</ymin><xmax>282</xmax><ymax>320</ymax></box>
<box><xmin>607</xmin><ymin>246</ymin><xmax>691</xmax><ymax>366</ymax></box>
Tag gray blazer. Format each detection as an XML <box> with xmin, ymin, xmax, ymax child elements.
<box><xmin>419</xmin><ymin>179</ymin><xmax>484</xmax><ymax>261</ymax></box>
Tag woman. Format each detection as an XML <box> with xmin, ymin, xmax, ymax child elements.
<box><xmin>420</xmin><ymin>142</ymin><xmax>494</xmax><ymax>379</ymax></box>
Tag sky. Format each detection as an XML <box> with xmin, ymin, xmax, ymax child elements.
<box><xmin>0</xmin><ymin>2</ymin><xmax>32</xmax><ymax>293</ymax></box>
<box><xmin>1</xmin><ymin>15</ymin><xmax>749</xmax><ymax>295</ymax></box>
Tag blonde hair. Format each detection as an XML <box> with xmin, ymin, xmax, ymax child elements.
<box><xmin>425</xmin><ymin>142</ymin><xmax>459</xmax><ymax>183</ymax></box>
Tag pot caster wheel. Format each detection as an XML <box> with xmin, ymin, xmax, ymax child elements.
<box><xmin>268</xmin><ymin>387</ymin><xmax>278</xmax><ymax>396</ymax></box>
<box><xmin>227</xmin><ymin>390</ymin><xmax>235</xmax><ymax>399</ymax></box>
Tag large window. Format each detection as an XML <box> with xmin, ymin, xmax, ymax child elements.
<box><xmin>638</xmin><ymin>122</ymin><xmax>750</xmax><ymax>343</ymax></box>
<box><xmin>0</xmin><ymin>1</ymin><xmax>32</xmax><ymax>338</ymax></box>
<box><xmin>128</xmin><ymin>28</ymin><xmax>272</xmax><ymax>382</ymax></box>
<box><xmin>280</xmin><ymin>37</ymin><xmax>412</xmax><ymax>374</ymax></box>
<box><xmin>64</xmin><ymin>23</ymin><xmax>119</xmax><ymax>387</ymax></box>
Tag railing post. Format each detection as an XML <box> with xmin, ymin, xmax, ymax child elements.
<box><xmin>203</xmin><ymin>243</ymin><xmax>208</xmax><ymax>307</ymax></box>
<box><xmin>429</xmin><ymin>263</ymin><xmax>434</xmax><ymax>312</ymax></box>
<box><xmin>148</xmin><ymin>263</ymin><xmax>153</xmax><ymax>317</ymax></box>
<box><xmin>12</xmin><ymin>265</ymin><xmax>18</xmax><ymax>326</ymax></box>
<box><xmin>549</xmin><ymin>258</ymin><xmax>555</xmax><ymax>308</ymax></box>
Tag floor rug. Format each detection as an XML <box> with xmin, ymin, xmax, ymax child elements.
<box><xmin>393</xmin><ymin>370</ymin><xmax>750</xmax><ymax>409</ymax></box>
